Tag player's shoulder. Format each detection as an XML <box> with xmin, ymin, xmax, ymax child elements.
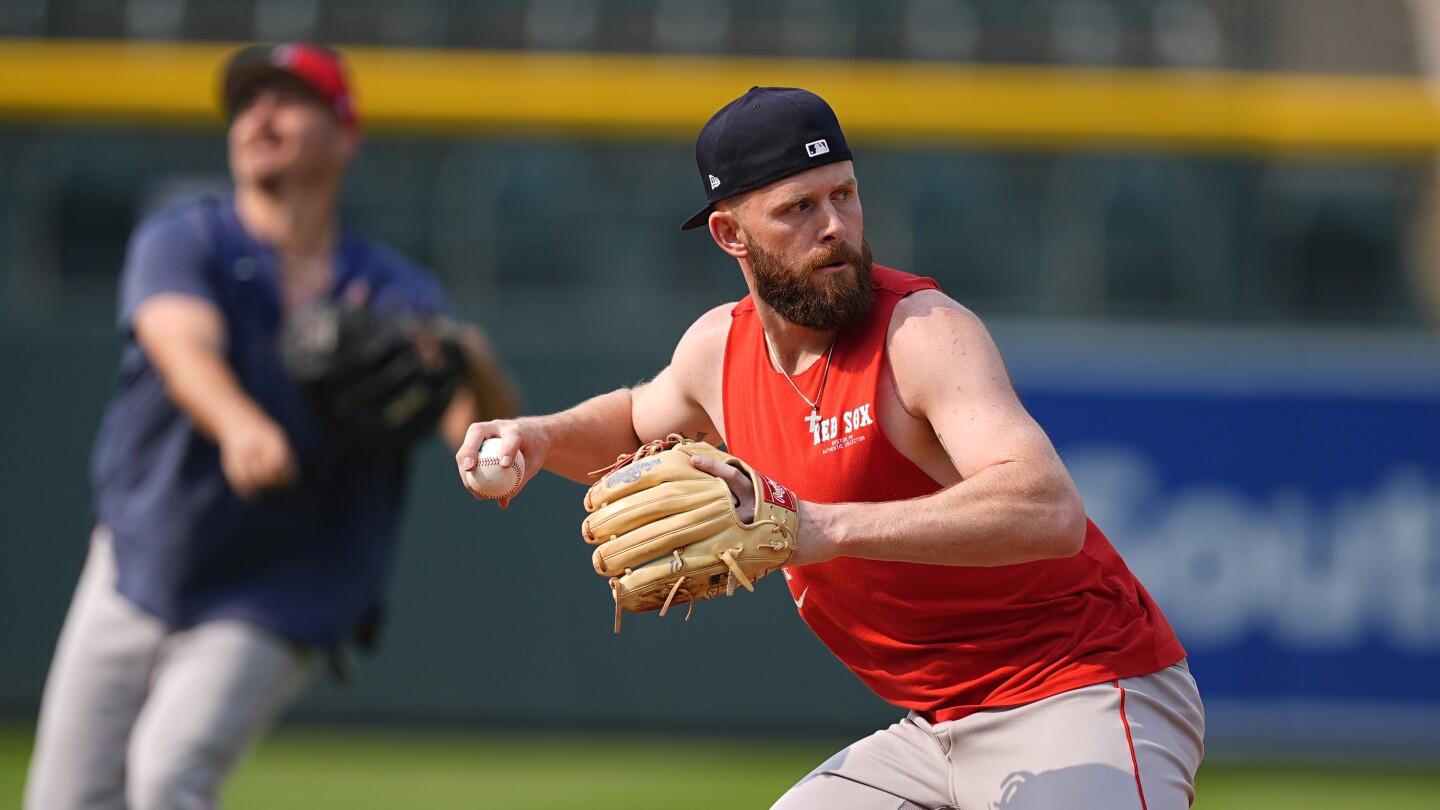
<box><xmin>346</xmin><ymin>231</ymin><xmax>436</xmax><ymax>286</ymax></box>
<box><xmin>130</xmin><ymin>195</ymin><xmax>217</xmax><ymax>251</ymax></box>
<box><xmin>343</xmin><ymin>231</ymin><xmax>448</xmax><ymax>310</ymax></box>
<box><xmin>691</xmin><ymin>301</ymin><xmax>739</xmax><ymax>335</ymax></box>
<box><xmin>887</xmin><ymin>288</ymin><xmax>995</xmax><ymax>359</ymax></box>
<box><xmin>671</xmin><ymin>302</ymin><xmax>734</xmax><ymax>365</ymax></box>
<box><xmin>891</xmin><ymin>287</ymin><xmax>981</xmax><ymax>328</ymax></box>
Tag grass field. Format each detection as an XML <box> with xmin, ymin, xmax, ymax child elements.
<box><xmin>2</xmin><ymin>724</ymin><xmax>1438</xmax><ymax>808</ymax></box>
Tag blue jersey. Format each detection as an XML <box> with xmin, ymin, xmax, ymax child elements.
<box><xmin>91</xmin><ymin>197</ymin><xmax>448</xmax><ymax>646</ymax></box>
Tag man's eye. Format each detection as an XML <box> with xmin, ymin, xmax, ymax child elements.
<box><xmin>792</xmin><ymin>201</ymin><xmax>810</xmax><ymax>213</ymax></box>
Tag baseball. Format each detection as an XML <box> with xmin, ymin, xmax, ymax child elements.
<box><xmin>464</xmin><ymin>437</ymin><xmax>525</xmax><ymax>500</ymax></box>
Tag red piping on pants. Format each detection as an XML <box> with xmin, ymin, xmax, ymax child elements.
<box><xmin>1114</xmin><ymin>680</ymin><xmax>1149</xmax><ymax>810</ymax></box>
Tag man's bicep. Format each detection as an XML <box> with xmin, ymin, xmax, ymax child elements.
<box><xmin>926</xmin><ymin>385</ymin><xmax>1060</xmax><ymax>481</ymax></box>
<box><xmin>630</xmin><ymin>365</ymin><xmax>718</xmax><ymax>443</ymax></box>
<box><xmin>133</xmin><ymin>294</ymin><xmax>228</xmax><ymax>369</ymax></box>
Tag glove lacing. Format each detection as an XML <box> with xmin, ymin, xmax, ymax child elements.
<box><xmin>589</xmin><ymin>433</ymin><xmax>685</xmax><ymax>478</ymax></box>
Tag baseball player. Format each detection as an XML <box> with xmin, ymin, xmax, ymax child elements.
<box><xmin>458</xmin><ymin>87</ymin><xmax>1202</xmax><ymax>808</ymax></box>
<box><xmin>25</xmin><ymin>44</ymin><xmax>517</xmax><ymax>810</ymax></box>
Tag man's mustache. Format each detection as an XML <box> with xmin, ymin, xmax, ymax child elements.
<box><xmin>808</xmin><ymin>243</ymin><xmax>864</xmax><ymax>273</ymax></box>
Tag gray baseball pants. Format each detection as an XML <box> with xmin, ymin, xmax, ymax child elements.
<box><xmin>772</xmin><ymin>661</ymin><xmax>1204</xmax><ymax>810</ymax></box>
<box><xmin>24</xmin><ymin>528</ymin><xmax>312</xmax><ymax>810</ymax></box>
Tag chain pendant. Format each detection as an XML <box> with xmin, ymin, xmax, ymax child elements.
<box><xmin>767</xmin><ymin>332</ymin><xmax>836</xmax><ymax>432</ymax></box>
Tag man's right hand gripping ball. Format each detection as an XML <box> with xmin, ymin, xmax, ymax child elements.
<box><xmin>582</xmin><ymin>436</ymin><xmax>799</xmax><ymax>632</ymax></box>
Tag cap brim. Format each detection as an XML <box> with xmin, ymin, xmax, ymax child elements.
<box><xmin>680</xmin><ymin>204</ymin><xmax>713</xmax><ymax>231</ymax></box>
<box><xmin>223</xmin><ymin>63</ymin><xmax>303</xmax><ymax>118</ymax></box>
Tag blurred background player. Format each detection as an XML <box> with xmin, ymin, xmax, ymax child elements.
<box><xmin>457</xmin><ymin>86</ymin><xmax>1203</xmax><ymax>809</ymax></box>
<box><xmin>23</xmin><ymin>43</ymin><xmax>517</xmax><ymax>810</ymax></box>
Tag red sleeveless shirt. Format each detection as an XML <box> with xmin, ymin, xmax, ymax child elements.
<box><xmin>721</xmin><ymin>266</ymin><xmax>1185</xmax><ymax>722</ymax></box>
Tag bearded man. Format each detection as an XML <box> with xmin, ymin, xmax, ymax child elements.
<box><xmin>456</xmin><ymin>87</ymin><xmax>1203</xmax><ymax>809</ymax></box>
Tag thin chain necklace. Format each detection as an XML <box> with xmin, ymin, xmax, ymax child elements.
<box><xmin>765</xmin><ymin>333</ymin><xmax>836</xmax><ymax>420</ymax></box>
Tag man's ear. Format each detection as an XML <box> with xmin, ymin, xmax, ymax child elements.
<box><xmin>709</xmin><ymin>209</ymin><xmax>748</xmax><ymax>259</ymax></box>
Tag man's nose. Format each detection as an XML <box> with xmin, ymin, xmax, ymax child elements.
<box><xmin>817</xmin><ymin>200</ymin><xmax>846</xmax><ymax>244</ymax></box>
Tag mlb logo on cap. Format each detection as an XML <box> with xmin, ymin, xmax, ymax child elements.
<box><xmin>681</xmin><ymin>87</ymin><xmax>853</xmax><ymax>230</ymax></box>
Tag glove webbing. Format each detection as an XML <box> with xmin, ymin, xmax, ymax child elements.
<box><xmin>608</xmin><ymin>535</ymin><xmax>792</xmax><ymax>634</ymax></box>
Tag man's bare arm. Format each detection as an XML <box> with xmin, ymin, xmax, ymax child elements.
<box><xmin>455</xmin><ymin>304</ymin><xmax>729</xmax><ymax>501</ymax></box>
<box><xmin>792</xmin><ymin>293</ymin><xmax>1086</xmax><ymax>567</ymax></box>
<box><xmin>629</xmin><ymin>303</ymin><xmax>729</xmax><ymax>444</ymax></box>
<box><xmin>133</xmin><ymin>293</ymin><xmax>296</xmax><ymax>498</ymax></box>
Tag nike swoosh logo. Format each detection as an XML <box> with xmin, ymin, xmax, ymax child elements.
<box><xmin>793</xmin><ymin>587</ymin><xmax>808</xmax><ymax>610</ymax></box>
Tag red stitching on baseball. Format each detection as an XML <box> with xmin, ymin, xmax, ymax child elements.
<box><xmin>473</xmin><ymin>456</ymin><xmax>522</xmax><ymax>499</ymax></box>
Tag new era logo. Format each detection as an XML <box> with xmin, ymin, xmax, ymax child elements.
<box><xmin>805</xmin><ymin>139</ymin><xmax>830</xmax><ymax>157</ymax></box>
<box><xmin>708</xmin><ymin>174</ymin><xmax>721</xmax><ymax>190</ymax></box>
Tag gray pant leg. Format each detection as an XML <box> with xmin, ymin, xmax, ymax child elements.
<box><xmin>945</xmin><ymin>663</ymin><xmax>1205</xmax><ymax>810</ymax></box>
<box><xmin>126</xmin><ymin>621</ymin><xmax>311</xmax><ymax>810</ymax></box>
<box><xmin>25</xmin><ymin>529</ymin><xmax>166</xmax><ymax>810</ymax></box>
<box><xmin>1120</xmin><ymin>662</ymin><xmax>1206</xmax><ymax>808</ymax></box>
<box><xmin>771</xmin><ymin>715</ymin><xmax>957</xmax><ymax>809</ymax></box>
<box><xmin>771</xmin><ymin>664</ymin><xmax>1203</xmax><ymax>810</ymax></box>
<box><xmin>24</xmin><ymin>528</ymin><xmax>314</xmax><ymax>810</ymax></box>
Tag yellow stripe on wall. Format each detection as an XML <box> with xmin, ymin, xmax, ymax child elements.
<box><xmin>4</xmin><ymin>39</ymin><xmax>1440</xmax><ymax>153</ymax></box>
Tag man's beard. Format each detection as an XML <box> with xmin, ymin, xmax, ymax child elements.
<box><xmin>748</xmin><ymin>238</ymin><xmax>874</xmax><ymax>331</ymax></box>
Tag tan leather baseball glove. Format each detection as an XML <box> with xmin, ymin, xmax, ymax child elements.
<box><xmin>582</xmin><ymin>435</ymin><xmax>799</xmax><ymax>632</ymax></box>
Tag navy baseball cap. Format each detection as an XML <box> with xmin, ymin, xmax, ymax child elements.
<box><xmin>222</xmin><ymin>43</ymin><xmax>359</xmax><ymax>128</ymax></box>
<box><xmin>680</xmin><ymin>86</ymin><xmax>853</xmax><ymax>230</ymax></box>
